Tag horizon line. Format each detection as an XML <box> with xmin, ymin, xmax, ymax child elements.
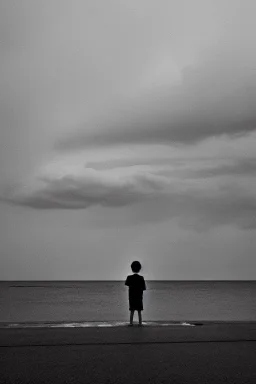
<box><xmin>1</xmin><ymin>279</ymin><xmax>255</xmax><ymax>282</ymax></box>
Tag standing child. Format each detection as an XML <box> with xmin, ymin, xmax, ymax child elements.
<box><xmin>125</xmin><ymin>261</ymin><xmax>146</xmax><ymax>326</ymax></box>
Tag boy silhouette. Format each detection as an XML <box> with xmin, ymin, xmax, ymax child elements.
<box><xmin>125</xmin><ymin>261</ymin><xmax>146</xmax><ymax>326</ymax></box>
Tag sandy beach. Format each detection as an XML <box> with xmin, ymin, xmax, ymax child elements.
<box><xmin>1</xmin><ymin>322</ymin><xmax>256</xmax><ymax>383</ymax></box>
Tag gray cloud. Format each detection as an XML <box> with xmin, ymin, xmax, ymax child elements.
<box><xmin>2</xmin><ymin>162</ymin><xmax>255</xmax><ymax>231</ymax></box>
<box><xmin>154</xmin><ymin>158</ymin><xmax>256</xmax><ymax>180</ymax></box>
<box><xmin>2</xmin><ymin>169</ymin><xmax>170</xmax><ymax>209</ymax></box>
<box><xmin>56</xmin><ymin>4</ymin><xmax>256</xmax><ymax>151</ymax></box>
<box><xmin>87</xmin><ymin>157</ymin><xmax>256</xmax><ymax>177</ymax></box>
<box><xmin>56</xmin><ymin>75</ymin><xmax>256</xmax><ymax>151</ymax></box>
<box><xmin>123</xmin><ymin>193</ymin><xmax>256</xmax><ymax>231</ymax></box>
<box><xmin>189</xmin><ymin>158</ymin><xmax>256</xmax><ymax>179</ymax></box>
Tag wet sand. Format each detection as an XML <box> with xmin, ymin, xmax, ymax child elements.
<box><xmin>1</xmin><ymin>322</ymin><xmax>256</xmax><ymax>383</ymax></box>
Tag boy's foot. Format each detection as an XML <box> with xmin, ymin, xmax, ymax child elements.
<box><xmin>138</xmin><ymin>323</ymin><xmax>143</xmax><ymax>327</ymax></box>
<box><xmin>128</xmin><ymin>323</ymin><xmax>133</xmax><ymax>326</ymax></box>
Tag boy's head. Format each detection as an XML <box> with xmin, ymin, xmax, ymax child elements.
<box><xmin>131</xmin><ymin>260</ymin><xmax>142</xmax><ymax>273</ymax></box>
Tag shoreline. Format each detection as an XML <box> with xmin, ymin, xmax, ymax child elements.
<box><xmin>1</xmin><ymin>320</ymin><xmax>256</xmax><ymax>329</ymax></box>
<box><xmin>0</xmin><ymin>320</ymin><xmax>198</xmax><ymax>329</ymax></box>
<box><xmin>2</xmin><ymin>323</ymin><xmax>256</xmax><ymax>383</ymax></box>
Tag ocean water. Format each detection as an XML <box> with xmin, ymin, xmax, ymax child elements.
<box><xmin>0</xmin><ymin>281</ymin><xmax>256</xmax><ymax>323</ymax></box>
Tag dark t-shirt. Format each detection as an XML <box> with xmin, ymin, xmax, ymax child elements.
<box><xmin>125</xmin><ymin>274</ymin><xmax>146</xmax><ymax>295</ymax></box>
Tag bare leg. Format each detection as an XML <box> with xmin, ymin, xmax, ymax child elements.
<box><xmin>138</xmin><ymin>310</ymin><xmax>142</xmax><ymax>325</ymax></box>
<box><xmin>129</xmin><ymin>310</ymin><xmax>134</xmax><ymax>325</ymax></box>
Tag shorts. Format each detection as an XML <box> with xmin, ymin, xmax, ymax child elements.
<box><xmin>129</xmin><ymin>295</ymin><xmax>143</xmax><ymax>311</ymax></box>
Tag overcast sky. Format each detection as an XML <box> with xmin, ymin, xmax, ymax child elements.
<box><xmin>1</xmin><ymin>0</ymin><xmax>256</xmax><ymax>280</ymax></box>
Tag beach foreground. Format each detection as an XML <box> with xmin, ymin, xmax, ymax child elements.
<box><xmin>1</xmin><ymin>322</ymin><xmax>256</xmax><ymax>383</ymax></box>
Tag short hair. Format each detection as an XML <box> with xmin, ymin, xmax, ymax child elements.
<box><xmin>131</xmin><ymin>261</ymin><xmax>142</xmax><ymax>273</ymax></box>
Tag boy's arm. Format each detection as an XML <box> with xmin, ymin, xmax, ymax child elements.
<box><xmin>142</xmin><ymin>277</ymin><xmax>146</xmax><ymax>291</ymax></box>
<box><xmin>125</xmin><ymin>276</ymin><xmax>130</xmax><ymax>286</ymax></box>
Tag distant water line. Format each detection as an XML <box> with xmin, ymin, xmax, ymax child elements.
<box><xmin>1</xmin><ymin>281</ymin><xmax>255</xmax><ymax>323</ymax></box>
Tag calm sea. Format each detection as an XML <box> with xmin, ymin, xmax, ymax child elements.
<box><xmin>0</xmin><ymin>281</ymin><xmax>255</xmax><ymax>323</ymax></box>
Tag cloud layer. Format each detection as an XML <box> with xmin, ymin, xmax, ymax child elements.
<box><xmin>1</xmin><ymin>0</ymin><xmax>256</xmax><ymax>233</ymax></box>
<box><xmin>3</xmin><ymin>153</ymin><xmax>256</xmax><ymax>230</ymax></box>
<box><xmin>4</xmin><ymin>168</ymin><xmax>170</xmax><ymax>209</ymax></box>
<box><xmin>56</xmin><ymin>1</ymin><xmax>256</xmax><ymax>151</ymax></box>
